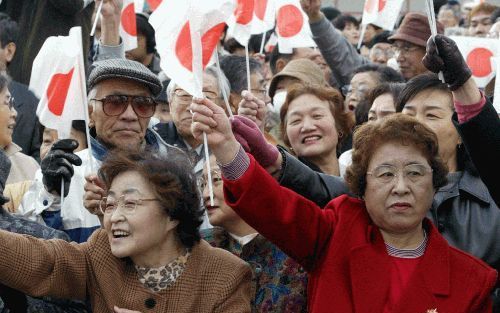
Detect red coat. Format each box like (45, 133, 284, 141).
(223, 156, 498, 313)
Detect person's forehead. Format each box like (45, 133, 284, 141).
(372, 43, 392, 50)
(351, 72, 376, 85)
(293, 47, 315, 58)
(471, 12, 492, 22)
(405, 89, 453, 110)
(202, 73, 218, 91)
(287, 94, 330, 114)
(392, 40, 419, 48)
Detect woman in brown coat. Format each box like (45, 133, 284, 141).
(0, 150, 252, 313)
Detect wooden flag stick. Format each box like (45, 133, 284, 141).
(245, 44, 252, 92)
(90, 0, 103, 37)
(425, 0, 445, 83)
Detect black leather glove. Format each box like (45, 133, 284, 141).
(422, 34, 472, 91)
(41, 139, 82, 197)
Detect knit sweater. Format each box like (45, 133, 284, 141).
(0, 229, 253, 312)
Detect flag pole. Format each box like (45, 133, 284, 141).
(245, 44, 252, 91)
(215, 48, 234, 118)
(61, 180, 64, 208)
(259, 32, 266, 54)
(425, 0, 445, 83)
(90, 1, 103, 37)
(189, 4, 214, 206)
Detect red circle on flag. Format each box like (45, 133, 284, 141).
(46, 68, 75, 116)
(364, 0, 386, 13)
(277, 5, 303, 38)
(235, 0, 254, 25)
(466, 47, 494, 78)
(121, 3, 137, 36)
(255, 0, 268, 21)
(147, 0, 162, 11)
(175, 22, 226, 71)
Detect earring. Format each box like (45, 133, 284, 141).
(338, 132, 343, 138)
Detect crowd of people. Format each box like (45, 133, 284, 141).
(0, 0, 499, 312)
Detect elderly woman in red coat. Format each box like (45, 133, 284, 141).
(190, 96, 497, 313)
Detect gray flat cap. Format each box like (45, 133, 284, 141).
(88, 58, 162, 96)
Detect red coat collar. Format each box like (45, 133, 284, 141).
(348, 218, 450, 313)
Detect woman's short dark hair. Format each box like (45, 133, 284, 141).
(280, 83, 355, 151)
(0, 72, 10, 91)
(367, 82, 406, 110)
(345, 113, 448, 197)
(397, 73, 451, 112)
(136, 13, 156, 54)
(99, 150, 203, 248)
(333, 15, 360, 30)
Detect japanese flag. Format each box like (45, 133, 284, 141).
(120, 0, 138, 51)
(29, 27, 87, 139)
(275, 0, 315, 53)
(150, 0, 235, 96)
(265, 32, 278, 53)
(450, 36, 500, 88)
(361, 0, 404, 31)
(252, 0, 276, 34)
(227, 0, 256, 45)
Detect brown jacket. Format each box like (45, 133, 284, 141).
(0, 229, 253, 312)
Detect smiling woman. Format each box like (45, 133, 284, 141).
(280, 83, 354, 176)
(0, 73, 39, 185)
(0, 149, 252, 312)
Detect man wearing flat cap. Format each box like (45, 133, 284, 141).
(17, 58, 179, 243)
(388, 13, 445, 80)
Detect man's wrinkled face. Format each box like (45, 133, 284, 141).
(393, 40, 427, 80)
(90, 79, 152, 151)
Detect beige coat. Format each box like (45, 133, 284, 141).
(0, 228, 253, 312)
(4, 143, 39, 185)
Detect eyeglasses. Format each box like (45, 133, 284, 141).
(174, 89, 219, 104)
(250, 88, 267, 100)
(391, 44, 422, 57)
(2, 96, 14, 111)
(199, 171, 223, 190)
(341, 84, 369, 98)
(91, 95, 157, 118)
(99, 195, 159, 215)
(366, 164, 433, 184)
(371, 47, 395, 59)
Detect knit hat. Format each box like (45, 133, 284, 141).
(388, 13, 444, 47)
(88, 58, 162, 96)
(0, 149, 11, 205)
(268, 59, 327, 98)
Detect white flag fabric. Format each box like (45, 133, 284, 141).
(252, 0, 276, 34)
(450, 36, 500, 88)
(150, 0, 235, 96)
(275, 0, 315, 53)
(120, 0, 138, 51)
(29, 27, 87, 139)
(227, 0, 255, 45)
(361, 0, 404, 31)
(134, 0, 145, 12)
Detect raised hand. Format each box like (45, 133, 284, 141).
(299, 0, 323, 22)
(83, 174, 106, 216)
(190, 98, 240, 165)
(95, 0, 123, 45)
(237, 90, 267, 132)
(231, 116, 279, 168)
(40, 139, 82, 197)
(422, 34, 472, 91)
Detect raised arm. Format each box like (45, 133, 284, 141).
(423, 34, 500, 206)
(300, 0, 369, 86)
(93, 0, 125, 61)
(0, 230, 89, 300)
(191, 99, 335, 270)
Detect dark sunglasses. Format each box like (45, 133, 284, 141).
(91, 95, 157, 118)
